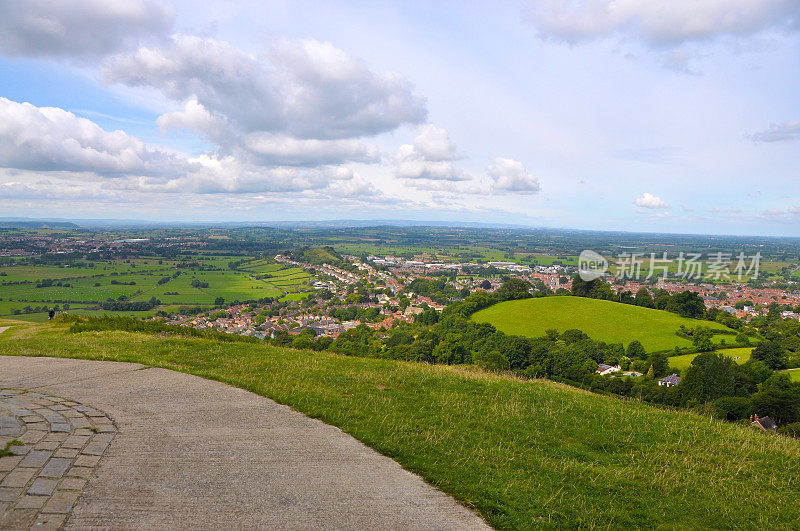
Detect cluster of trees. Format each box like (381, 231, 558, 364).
(328, 305, 382, 323)
(157, 272, 181, 285)
(99, 297, 159, 311)
(12, 304, 68, 315)
(35, 279, 72, 288)
(406, 277, 466, 304)
(288, 246, 344, 266)
(571, 276, 706, 318)
(190, 279, 210, 288)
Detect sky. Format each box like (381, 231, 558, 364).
(0, 0, 798, 236)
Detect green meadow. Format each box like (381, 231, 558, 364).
(0, 318, 798, 529)
(0, 257, 312, 318)
(667, 347, 754, 372)
(472, 297, 730, 352)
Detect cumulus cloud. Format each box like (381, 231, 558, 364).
(525, 0, 800, 46)
(748, 120, 800, 142)
(0, 0, 173, 60)
(104, 35, 427, 141)
(394, 125, 469, 181)
(156, 99, 234, 146)
(0, 97, 188, 177)
(488, 158, 540, 193)
(0, 97, 368, 197)
(634, 192, 670, 209)
(241, 134, 379, 167)
(411, 123, 457, 161)
(0, 178, 107, 200)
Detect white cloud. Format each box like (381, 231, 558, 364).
(0, 97, 188, 177)
(0, 0, 173, 60)
(105, 35, 427, 141)
(634, 192, 670, 209)
(526, 0, 800, 46)
(488, 158, 540, 193)
(0, 97, 368, 197)
(748, 120, 800, 142)
(0, 178, 107, 200)
(241, 133, 379, 167)
(156, 99, 233, 146)
(103, 156, 347, 195)
(412, 124, 457, 161)
(394, 125, 469, 181)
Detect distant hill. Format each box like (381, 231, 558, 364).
(0, 220, 79, 229)
(472, 296, 730, 352)
(289, 246, 344, 265)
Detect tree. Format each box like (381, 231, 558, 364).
(713, 396, 750, 421)
(398, 297, 410, 311)
(681, 352, 737, 404)
(433, 336, 470, 364)
(494, 279, 532, 301)
(501, 336, 532, 370)
(691, 327, 715, 352)
(648, 352, 669, 378)
(474, 350, 510, 372)
(571, 275, 602, 298)
(667, 291, 705, 318)
(751, 340, 787, 370)
(626, 340, 647, 360)
(749, 374, 800, 424)
(635, 287, 654, 308)
(214, 297, 225, 306)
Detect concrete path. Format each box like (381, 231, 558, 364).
(0, 356, 489, 530)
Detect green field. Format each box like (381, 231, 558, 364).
(0, 318, 798, 529)
(472, 297, 730, 352)
(785, 369, 800, 382)
(667, 347, 753, 372)
(0, 257, 312, 318)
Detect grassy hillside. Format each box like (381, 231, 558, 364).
(472, 297, 729, 352)
(668, 347, 753, 372)
(1, 319, 799, 528)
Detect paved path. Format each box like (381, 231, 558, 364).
(0, 356, 488, 530)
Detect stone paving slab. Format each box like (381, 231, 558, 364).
(0, 387, 116, 530)
(0, 356, 489, 530)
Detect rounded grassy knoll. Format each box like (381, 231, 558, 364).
(472, 296, 729, 352)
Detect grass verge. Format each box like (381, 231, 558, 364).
(0, 319, 799, 528)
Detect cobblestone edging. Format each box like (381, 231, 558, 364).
(0, 389, 116, 530)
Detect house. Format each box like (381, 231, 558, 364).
(750, 414, 777, 432)
(595, 364, 621, 376)
(658, 373, 681, 387)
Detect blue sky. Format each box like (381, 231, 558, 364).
(0, 0, 798, 235)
